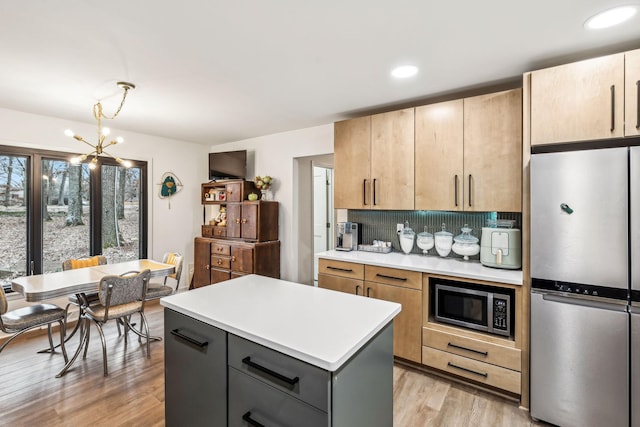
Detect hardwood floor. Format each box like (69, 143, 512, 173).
(0, 303, 544, 426)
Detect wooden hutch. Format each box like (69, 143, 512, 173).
(192, 180, 280, 288)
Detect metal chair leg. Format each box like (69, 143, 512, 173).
(47, 324, 55, 352)
(57, 319, 69, 363)
(56, 317, 89, 378)
(94, 321, 108, 377)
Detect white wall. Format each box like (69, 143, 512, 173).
(210, 124, 334, 282)
(0, 107, 208, 288)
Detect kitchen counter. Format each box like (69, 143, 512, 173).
(316, 250, 523, 285)
(160, 274, 401, 371)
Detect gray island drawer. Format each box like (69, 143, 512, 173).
(228, 367, 328, 427)
(228, 333, 330, 412)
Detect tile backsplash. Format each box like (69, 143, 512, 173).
(346, 210, 521, 260)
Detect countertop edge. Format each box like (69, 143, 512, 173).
(160, 300, 399, 371)
(316, 250, 523, 285)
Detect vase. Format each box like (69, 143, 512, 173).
(260, 189, 269, 200)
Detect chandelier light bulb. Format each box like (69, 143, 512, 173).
(122, 160, 132, 168)
(67, 81, 135, 168)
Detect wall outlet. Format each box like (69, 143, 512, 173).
(396, 223, 404, 233)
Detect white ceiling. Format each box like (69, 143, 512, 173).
(1, 1, 639, 145)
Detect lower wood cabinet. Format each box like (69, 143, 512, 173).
(318, 259, 422, 363)
(193, 237, 280, 288)
(318, 257, 523, 397)
(421, 274, 522, 396)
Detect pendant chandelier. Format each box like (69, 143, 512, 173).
(66, 81, 135, 169)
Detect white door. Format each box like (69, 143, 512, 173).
(313, 166, 333, 282)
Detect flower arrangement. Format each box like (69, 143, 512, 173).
(254, 175, 273, 190)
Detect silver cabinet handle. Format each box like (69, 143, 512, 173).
(468, 175, 473, 207)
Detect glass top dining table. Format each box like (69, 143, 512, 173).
(11, 259, 175, 302)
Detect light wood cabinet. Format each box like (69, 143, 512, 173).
(415, 100, 464, 211)
(334, 116, 371, 209)
(422, 274, 522, 396)
(625, 49, 640, 137)
(463, 89, 522, 212)
(318, 259, 422, 363)
(415, 89, 522, 212)
(334, 109, 414, 210)
(530, 52, 625, 145)
(192, 237, 280, 288)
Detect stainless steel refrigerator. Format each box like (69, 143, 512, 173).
(530, 147, 634, 427)
(631, 147, 640, 427)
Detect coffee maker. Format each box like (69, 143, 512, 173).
(336, 222, 360, 251)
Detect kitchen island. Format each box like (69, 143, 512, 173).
(160, 274, 401, 427)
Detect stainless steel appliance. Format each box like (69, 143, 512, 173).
(336, 222, 360, 251)
(431, 277, 513, 337)
(530, 147, 631, 427)
(631, 147, 640, 427)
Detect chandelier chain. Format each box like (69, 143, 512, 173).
(93, 85, 132, 121)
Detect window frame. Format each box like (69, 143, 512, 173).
(0, 144, 148, 276)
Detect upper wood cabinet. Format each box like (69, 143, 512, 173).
(415, 89, 522, 212)
(530, 53, 625, 145)
(625, 49, 640, 137)
(415, 100, 464, 211)
(334, 116, 371, 209)
(334, 109, 414, 210)
(464, 89, 522, 212)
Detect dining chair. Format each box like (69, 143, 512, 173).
(0, 285, 68, 363)
(145, 252, 184, 300)
(62, 255, 108, 341)
(82, 269, 151, 376)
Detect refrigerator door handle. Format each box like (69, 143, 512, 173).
(540, 292, 627, 312)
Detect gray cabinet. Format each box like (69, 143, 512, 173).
(164, 309, 227, 427)
(165, 308, 395, 427)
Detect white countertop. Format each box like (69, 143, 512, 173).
(160, 275, 401, 371)
(316, 250, 523, 285)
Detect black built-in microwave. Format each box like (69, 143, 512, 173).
(431, 277, 513, 337)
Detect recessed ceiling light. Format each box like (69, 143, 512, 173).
(585, 5, 638, 29)
(391, 65, 418, 79)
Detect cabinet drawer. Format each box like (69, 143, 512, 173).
(211, 242, 231, 256)
(228, 368, 328, 427)
(318, 259, 364, 280)
(228, 334, 329, 411)
(422, 327, 521, 371)
(365, 265, 422, 290)
(422, 346, 521, 394)
(201, 225, 213, 238)
(211, 256, 231, 269)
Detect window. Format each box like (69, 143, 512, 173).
(0, 145, 147, 292)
